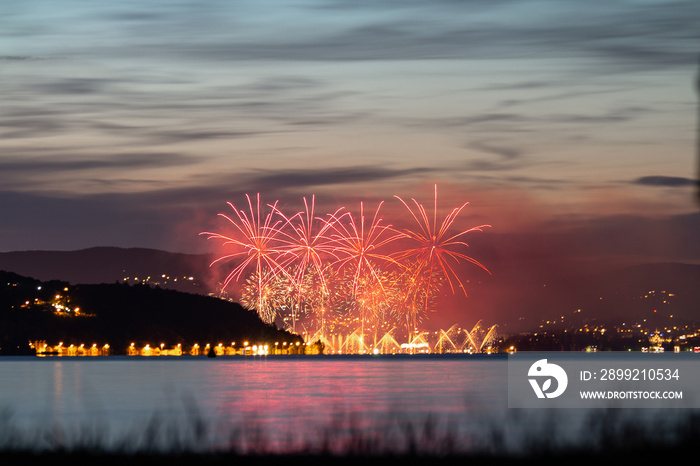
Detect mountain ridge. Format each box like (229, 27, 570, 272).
(1, 247, 699, 332)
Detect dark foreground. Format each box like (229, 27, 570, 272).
(0, 449, 692, 466)
(1, 408, 698, 465)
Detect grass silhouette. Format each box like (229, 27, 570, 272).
(0, 402, 698, 465)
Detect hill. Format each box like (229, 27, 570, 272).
(0, 247, 215, 293)
(0, 271, 302, 355)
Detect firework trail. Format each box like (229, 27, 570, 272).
(272, 195, 343, 330)
(393, 185, 490, 335)
(325, 201, 403, 335)
(327, 201, 402, 293)
(393, 184, 490, 296)
(200, 193, 293, 323)
(273, 195, 343, 288)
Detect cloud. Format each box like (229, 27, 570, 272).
(0, 152, 199, 174)
(58, 164, 444, 214)
(0, 55, 41, 61)
(406, 113, 524, 130)
(496, 87, 629, 110)
(468, 140, 523, 161)
(166, 0, 698, 71)
(0, 165, 437, 252)
(1, 0, 697, 257)
(462, 160, 523, 173)
(480, 81, 554, 91)
(35, 78, 115, 95)
(0, 116, 66, 139)
(467, 174, 570, 191)
(5, 0, 699, 73)
(421, 106, 648, 132)
(632, 176, 698, 187)
(246, 165, 437, 191)
(149, 130, 268, 144)
(547, 107, 648, 125)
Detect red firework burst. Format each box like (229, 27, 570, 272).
(272, 195, 343, 295)
(326, 201, 403, 295)
(199, 193, 293, 322)
(393, 185, 490, 298)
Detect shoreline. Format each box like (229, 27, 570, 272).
(0, 352, 509, 360)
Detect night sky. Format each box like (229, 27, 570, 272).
(2, 0, 699, 310)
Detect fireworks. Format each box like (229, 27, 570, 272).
(273, 195, 341, 292)
(271, 196, 342, 331)
(393, 184, 491, 297)
(393, 185, 491, 334)
(199, 193, 293, 324)
(202, 186, 490, 339)
(324, 201, 403, 334)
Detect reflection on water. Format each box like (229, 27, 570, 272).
(0, 355, 693, 455)
(0, 355, 506, 451)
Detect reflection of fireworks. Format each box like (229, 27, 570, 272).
(202, 187, 490, 339)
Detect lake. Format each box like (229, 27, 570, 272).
(0, 354, 689, 455)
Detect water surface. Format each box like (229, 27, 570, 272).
(0, 354, 683, 454)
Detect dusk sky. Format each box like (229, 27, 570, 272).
(2, 0, 699, 278)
